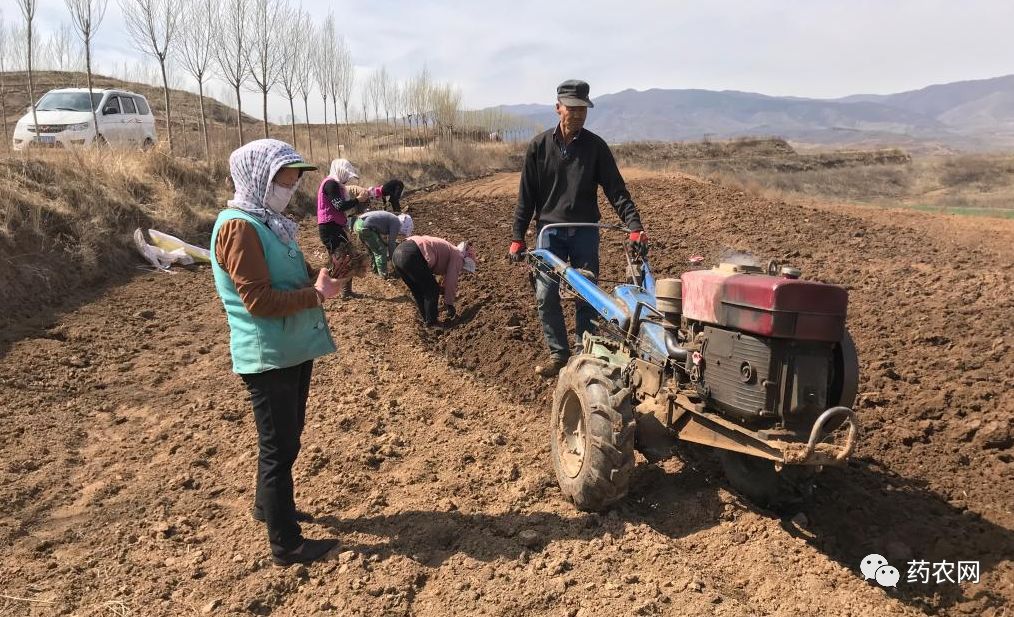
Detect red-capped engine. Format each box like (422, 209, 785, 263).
(680, 264, 848, 341)
(662, 263, 856, 428)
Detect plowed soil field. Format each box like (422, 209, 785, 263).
(1, 171, 1011, 616)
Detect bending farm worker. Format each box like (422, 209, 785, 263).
(317, 158, 370, 299)
(392, 235, 476, 327)
(353, 211, 413, 277)
(367, 179, 405, 212)
(211, 139, 347, 567)
(509, 79, 645, 377)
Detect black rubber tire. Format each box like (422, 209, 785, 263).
(550, 355, 635, 511)
(717, 451, 816, 513)
(141, 138, 155, 151)
(831, 329, 860, 409)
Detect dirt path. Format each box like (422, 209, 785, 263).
(1, 171, 1010, 616)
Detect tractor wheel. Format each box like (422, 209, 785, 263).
(717, 451, 816, 513)
(831, 329, 860, 409)
(550, 355, 635, 511)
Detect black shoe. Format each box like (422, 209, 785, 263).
(272, 539, 339, 567)
(252, 508, 315, 524)
(535, 355, 569, 378)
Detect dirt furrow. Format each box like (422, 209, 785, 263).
(1, 171, 1010, 616)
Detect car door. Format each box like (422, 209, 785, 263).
(133, 96, 156, 145)
(98, 96, 122, 145)
(118, 96, 140, 146)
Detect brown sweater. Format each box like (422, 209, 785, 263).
(214, 219, 320, 318)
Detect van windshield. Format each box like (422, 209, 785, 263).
(36, 92, 104, 112)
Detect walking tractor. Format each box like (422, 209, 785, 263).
(527, 224, 860, 511)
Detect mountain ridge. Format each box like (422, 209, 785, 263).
(495, 74, 1014, 149)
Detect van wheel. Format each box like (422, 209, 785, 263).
(142, 138, 155, 151)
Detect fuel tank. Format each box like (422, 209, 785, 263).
(681, 263, 847, 341)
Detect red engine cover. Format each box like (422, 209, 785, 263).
(681, 267, 848, 341)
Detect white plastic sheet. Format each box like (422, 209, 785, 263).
(133, 228, 209, 270)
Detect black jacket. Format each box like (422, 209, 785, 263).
(321, 178, 363, 217)
(513, 126, 642, 241)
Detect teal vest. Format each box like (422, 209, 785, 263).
(211, 209, 336, 374)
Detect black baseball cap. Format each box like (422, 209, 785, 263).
(557, 80, 594, 108)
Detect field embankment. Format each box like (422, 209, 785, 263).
(0, 144, 518, 336)
(614, 138, 1014, 219)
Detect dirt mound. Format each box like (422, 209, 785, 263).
(408, 171, 1014, 612)
(0, 170, 1010, 616)
(0, 150, 231, 340)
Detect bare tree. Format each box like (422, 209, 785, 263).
(396, 79, 409, 128)
(277, 6, 304, 147)
(431, 82, 461, 140)
(49, 22, 75, 71)
(65, 0, 108, 146)
(215, 0, 248, 146)
(310, 21, 331, 160)
(7, 23, 27, 71)
(331, 30, 353, 146)
(379, 66, 395, 125)
(359, 73, 369, 127)
(15, 0, 40, 142)
(293, 10, 314, 159)
(246, 0, 287, 139)
(120, 0, 184, 152)
(368, 68, 383, 128)
(406, 65, 431, 141)
(177, 0, 215, 159)
(0, 19, 10, 151)
(319, 16, 351, 149)
(35, 32, 52, 70)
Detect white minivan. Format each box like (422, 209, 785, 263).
(12, 88, 157, 151)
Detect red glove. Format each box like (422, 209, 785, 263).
(629, 230, 646, 243)
(508, 240, 526, 263)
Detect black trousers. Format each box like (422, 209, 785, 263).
(392, 240, 439, 325)
(318, 223, 352, 295)
(240, 360, 313, 556)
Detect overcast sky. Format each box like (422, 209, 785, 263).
(22, 0, 1014, 121)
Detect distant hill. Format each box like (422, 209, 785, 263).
(497, 75, 1014, 150)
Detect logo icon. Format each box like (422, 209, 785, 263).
(861, 554, 900, 588)
(875, 565, 900, 588)
(860, 554, 889, 581)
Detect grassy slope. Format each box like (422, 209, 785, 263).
(0, 149, 230, 331)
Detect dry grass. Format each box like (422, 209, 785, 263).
(0, 140, 520, 327)
(0, 148, 229, 327)
(616, 138, 1014, 219)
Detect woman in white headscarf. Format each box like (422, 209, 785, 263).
(211, 139, 346, 566)
(316, 158, 369, 299)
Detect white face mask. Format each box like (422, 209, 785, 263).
(265, 180, 299, 213)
